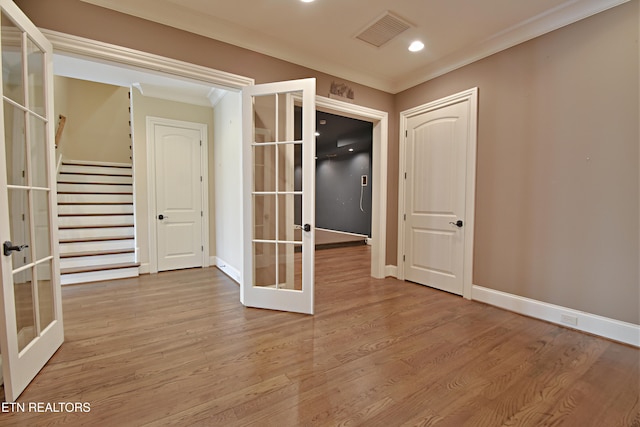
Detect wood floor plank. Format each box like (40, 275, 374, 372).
(1, 245, 638, 426)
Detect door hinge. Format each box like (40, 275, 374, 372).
(403, 213, 406, 221)
(200, 176, 203, 182)
(404, 172, 407, 179)
(201, 246, 204, 251)
(405, 130, 408, 138)
(403, 255, 405, 262)
(200, 140, 202, 146)
(201, 211, 203, 217)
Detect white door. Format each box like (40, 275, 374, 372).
(403, 96, 474, 296)
(152, 120, 205, 272)
(242, 78, 315, 314)
(0, 0, 64, 401)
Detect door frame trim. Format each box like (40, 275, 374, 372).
(314, 96, 388, 279)
(397, 87, 478, 299)
(146, 117, 209, 274)
(43, 30, 254, 90)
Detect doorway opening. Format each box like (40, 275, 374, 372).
(314, 98, 388, 279)
(46, 30, 388, 285)
(295, 109, 373, 248)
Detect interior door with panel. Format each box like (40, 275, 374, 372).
(404, 99, 470, 295)
(152, 119, 205, 272)
(0, 0, 63, 402)
(242, 78, 315, 314)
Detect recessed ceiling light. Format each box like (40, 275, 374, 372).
(348, 148, 354, 152)
(408, 41, 425, 52)
(315, 131, 320, 136)
(300, 0, 315, 3)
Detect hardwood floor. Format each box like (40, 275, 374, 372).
(2, 246, 639, 426)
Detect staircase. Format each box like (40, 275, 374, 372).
(57, 159, 139, 285)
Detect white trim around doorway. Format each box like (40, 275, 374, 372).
(43, 30, 254, 90)
(315, 96, 388, 279)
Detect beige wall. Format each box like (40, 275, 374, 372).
(396, 1, 639, 324)
(53, 76, 131, 163)
(20, 0, 639, 324)
(213, 92, 243, 277)
(130, 90, 215, 271)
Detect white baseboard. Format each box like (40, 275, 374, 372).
(214, 256, 241, 284)
(385, 265, 398, 278)
(472, 285, 640, 347)
(139, 263, 150, 275)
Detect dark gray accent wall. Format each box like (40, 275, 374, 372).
(295, 150, 372, 237)
(315, 152, 372, 236)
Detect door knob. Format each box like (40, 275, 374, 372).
(3, 241, 29, 256)
(295, 224, 312, 232)
(449, 220, 463, 228)
(158, 214, 169, 220)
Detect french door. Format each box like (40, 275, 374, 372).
(0, 0, 63, 401)
(242, 78, 315, 314)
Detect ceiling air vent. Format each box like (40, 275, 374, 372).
(355, 11, 412, 48)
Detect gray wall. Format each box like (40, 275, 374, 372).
(316, 152, 372, 236)
(295, 150, 373, 237)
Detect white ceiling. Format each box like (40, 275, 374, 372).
(78, 0, 627, 94)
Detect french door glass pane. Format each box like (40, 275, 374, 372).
(32, 189, 51, 260)
(37, 260, 54, 331)
(29, 114, 47, 188)
(3, 101, 26, 186)
(277, 142, 299, 191)
(8, 187, 32, 268)
(253, 145, 276, 192)
(254, 194, 275, 241)
(278, 193, 301, 242)
(254, 242, 276, 287)
(26, 36, 45, 116)
(277, 243, 302, 291)
(14, 269, 35, 352)
(1, 12, 24, 106)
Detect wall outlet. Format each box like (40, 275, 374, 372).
(560, 314, 578, 326)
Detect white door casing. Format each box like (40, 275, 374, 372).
(242, 78, 315, 314)
(314, 96, 388, 279)
(147, 117, 209, 273)
(398, 88, 478, 299)
(0, 0, 64, 401)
